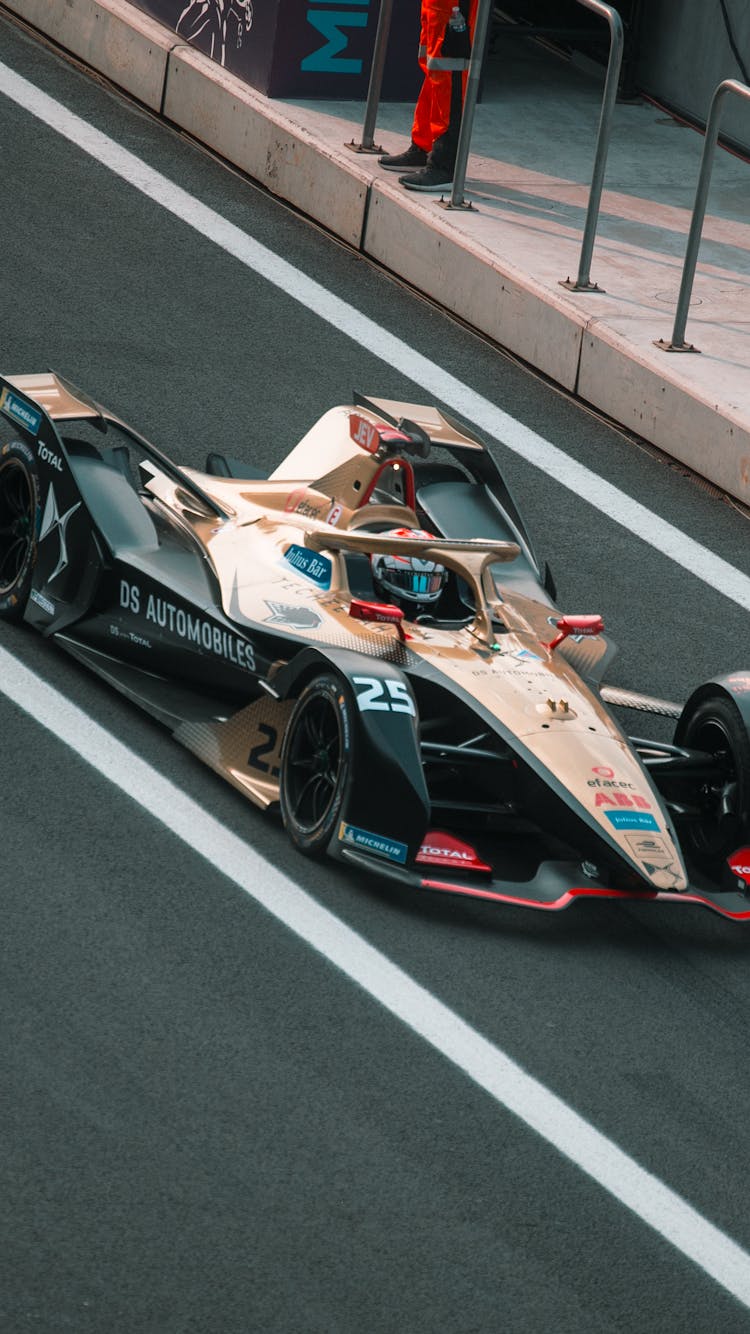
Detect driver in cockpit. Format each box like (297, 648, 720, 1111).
(370, 528, 448, 620)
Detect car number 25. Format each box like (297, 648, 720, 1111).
(352, 675, 415, 716)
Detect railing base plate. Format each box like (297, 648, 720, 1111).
(559, 278, 605, 293)
(439, 199, 476, 212)
(653, 339, 701, 354)
(345, 140, 383, 155)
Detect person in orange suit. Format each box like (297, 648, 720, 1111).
(379, 0, 478, 192)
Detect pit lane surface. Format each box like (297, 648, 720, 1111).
(2, 16, 750, 1333)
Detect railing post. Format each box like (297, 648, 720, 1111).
(559, 0, 623, 293)
(346, 0, 394, 154)
(444, 0, 495, 210)
(656, 79, 750, 353)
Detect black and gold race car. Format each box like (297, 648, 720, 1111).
(3, 370, 750, 920)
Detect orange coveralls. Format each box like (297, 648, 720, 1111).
(411, 0, 479, 166)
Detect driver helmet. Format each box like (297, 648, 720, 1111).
(371, 528, 447, 610)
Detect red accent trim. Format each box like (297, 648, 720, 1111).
(359, 459, 416, 510)
(419, 878, 750, 920)
(649, 892, 750, 920)
(420, 878, 645, 910)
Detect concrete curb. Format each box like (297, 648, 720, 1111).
(5, 0, 173, 111)
(164, 48, 369, 250)
(579, 324, 750, 498)
(364, 185, 585, 391)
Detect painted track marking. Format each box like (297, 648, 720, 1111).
(2, 641, 750, 1307)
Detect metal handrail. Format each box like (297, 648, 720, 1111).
(346, 0, 394, 154)
(447, 0, 494, 209)
(560, 0, 623, 292)
(656, 78, 750, 353)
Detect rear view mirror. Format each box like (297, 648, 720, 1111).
(349, 598, 406, 640)
(546, 614, 604, 652)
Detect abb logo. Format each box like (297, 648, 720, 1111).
(594, 792, 651, 810)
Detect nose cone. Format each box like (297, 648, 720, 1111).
(527, 729, 689, 892)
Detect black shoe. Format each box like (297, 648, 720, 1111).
(399, 162, 454, 193)
(378, 142, 428, 172)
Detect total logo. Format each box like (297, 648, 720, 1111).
(422, 845, 474, 861)
(728, 848, 750, 882)
(38, 442, 63, 472)
(416, 832, 491, 874)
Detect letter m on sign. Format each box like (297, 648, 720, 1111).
(302, 10, 367, 74)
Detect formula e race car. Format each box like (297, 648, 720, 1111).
(3, 371, 750, 921)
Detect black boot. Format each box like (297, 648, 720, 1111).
(399, 154, 454, 192)
(378, 141, 428, 172)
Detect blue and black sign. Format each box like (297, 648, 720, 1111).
(282, 544, 332, 589)
(0, 386, 42, 436)
(128, 0, 420, 99)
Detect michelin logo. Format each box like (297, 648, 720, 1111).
(29, 588, 55, 616)
(339, 822, 408, 864)
(0, 387, 42, 436)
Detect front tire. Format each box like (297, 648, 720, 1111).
(677, 693, 750, 867)
(0, 442, 39, 622)
(279, 673, 352, 856)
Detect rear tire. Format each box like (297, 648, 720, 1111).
(0, 442, 39, 622)
(279, 673, 352, 856)
(677, 693, 750, 867)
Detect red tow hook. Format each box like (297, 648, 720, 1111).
(545, 614, 604, 653)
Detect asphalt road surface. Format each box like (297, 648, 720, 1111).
(3, 14, 750, 1334)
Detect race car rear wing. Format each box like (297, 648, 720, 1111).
(0, 371, 230, 522)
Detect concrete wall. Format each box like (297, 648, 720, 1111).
(636, 0, 750, 154)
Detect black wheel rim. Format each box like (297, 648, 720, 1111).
(688, 716, 741, 857)
(0, 460, 34, 595)
(285, 692, 343, 835)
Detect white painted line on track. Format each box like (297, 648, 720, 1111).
(2, 62, 750, 610)
(1, 640, 750, 1306)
